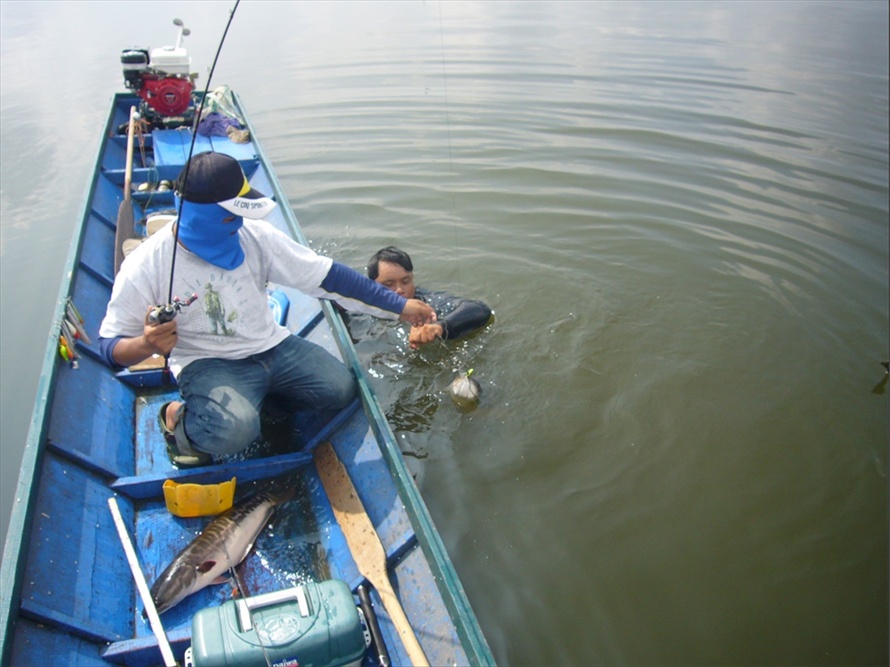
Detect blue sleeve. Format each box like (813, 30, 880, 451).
(98, 336, 126, 370)
(319, 261, 407, 317)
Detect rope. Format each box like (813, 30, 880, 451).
(223, 542, 273, 667)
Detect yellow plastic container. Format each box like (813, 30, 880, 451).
(163, 477, 236, 517)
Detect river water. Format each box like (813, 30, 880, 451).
(1, 2, 887, 664)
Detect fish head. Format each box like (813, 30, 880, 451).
(449, 373, 482, 411)
(264, 475, 299, 505)
(150, 556, 219, 614)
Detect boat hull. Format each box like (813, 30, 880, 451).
(0, 92, 493, 667)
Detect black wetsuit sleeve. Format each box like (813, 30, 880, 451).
(416, 288, 492, 340)
(440, 298, 492, 339)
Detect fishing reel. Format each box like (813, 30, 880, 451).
(149, 293, 198, 326)
(121, 18, 198, 125)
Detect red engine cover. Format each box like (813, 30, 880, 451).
(137, 75, 193, 116)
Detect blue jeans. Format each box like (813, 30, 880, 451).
(174, 335, 357, 456)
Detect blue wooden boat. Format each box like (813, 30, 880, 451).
(0, 37, 493, 666)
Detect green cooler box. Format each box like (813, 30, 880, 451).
(186, 580, 369, 667)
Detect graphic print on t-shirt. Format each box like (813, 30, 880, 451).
(202, 281, 234, 336)
(179, 270, 255, 340)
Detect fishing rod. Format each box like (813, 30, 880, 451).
(164, 0, 241, 308)
(147, 0, 240, 381)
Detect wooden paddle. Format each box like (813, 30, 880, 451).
(314, 442, 429, 667)
(114, 106, 137, 275)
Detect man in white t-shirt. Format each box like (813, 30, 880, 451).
(99, 151, 435, 467)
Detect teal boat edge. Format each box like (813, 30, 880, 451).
(0, 90, 495, 667)
(0, 94, 117, 666)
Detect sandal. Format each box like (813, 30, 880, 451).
(158, 402, 212, 468)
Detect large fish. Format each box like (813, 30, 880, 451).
(149, 478, 296, 614)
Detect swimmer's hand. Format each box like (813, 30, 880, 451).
(408, 323, 444, 349)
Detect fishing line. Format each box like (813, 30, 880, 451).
(435, 4, 483, 402)
(437, 1, 462, 286)
(166, 0, 241, 304)
(223, 541, 274, 667)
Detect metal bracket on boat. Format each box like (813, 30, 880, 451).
(163, 476, 236, 517)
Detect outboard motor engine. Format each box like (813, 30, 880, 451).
(121, 19, 197, 126)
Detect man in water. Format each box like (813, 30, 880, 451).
(367, 246, 492, 349)
(98, 152, 436, 467)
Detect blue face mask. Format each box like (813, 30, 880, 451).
(176, 198, 245, 270)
